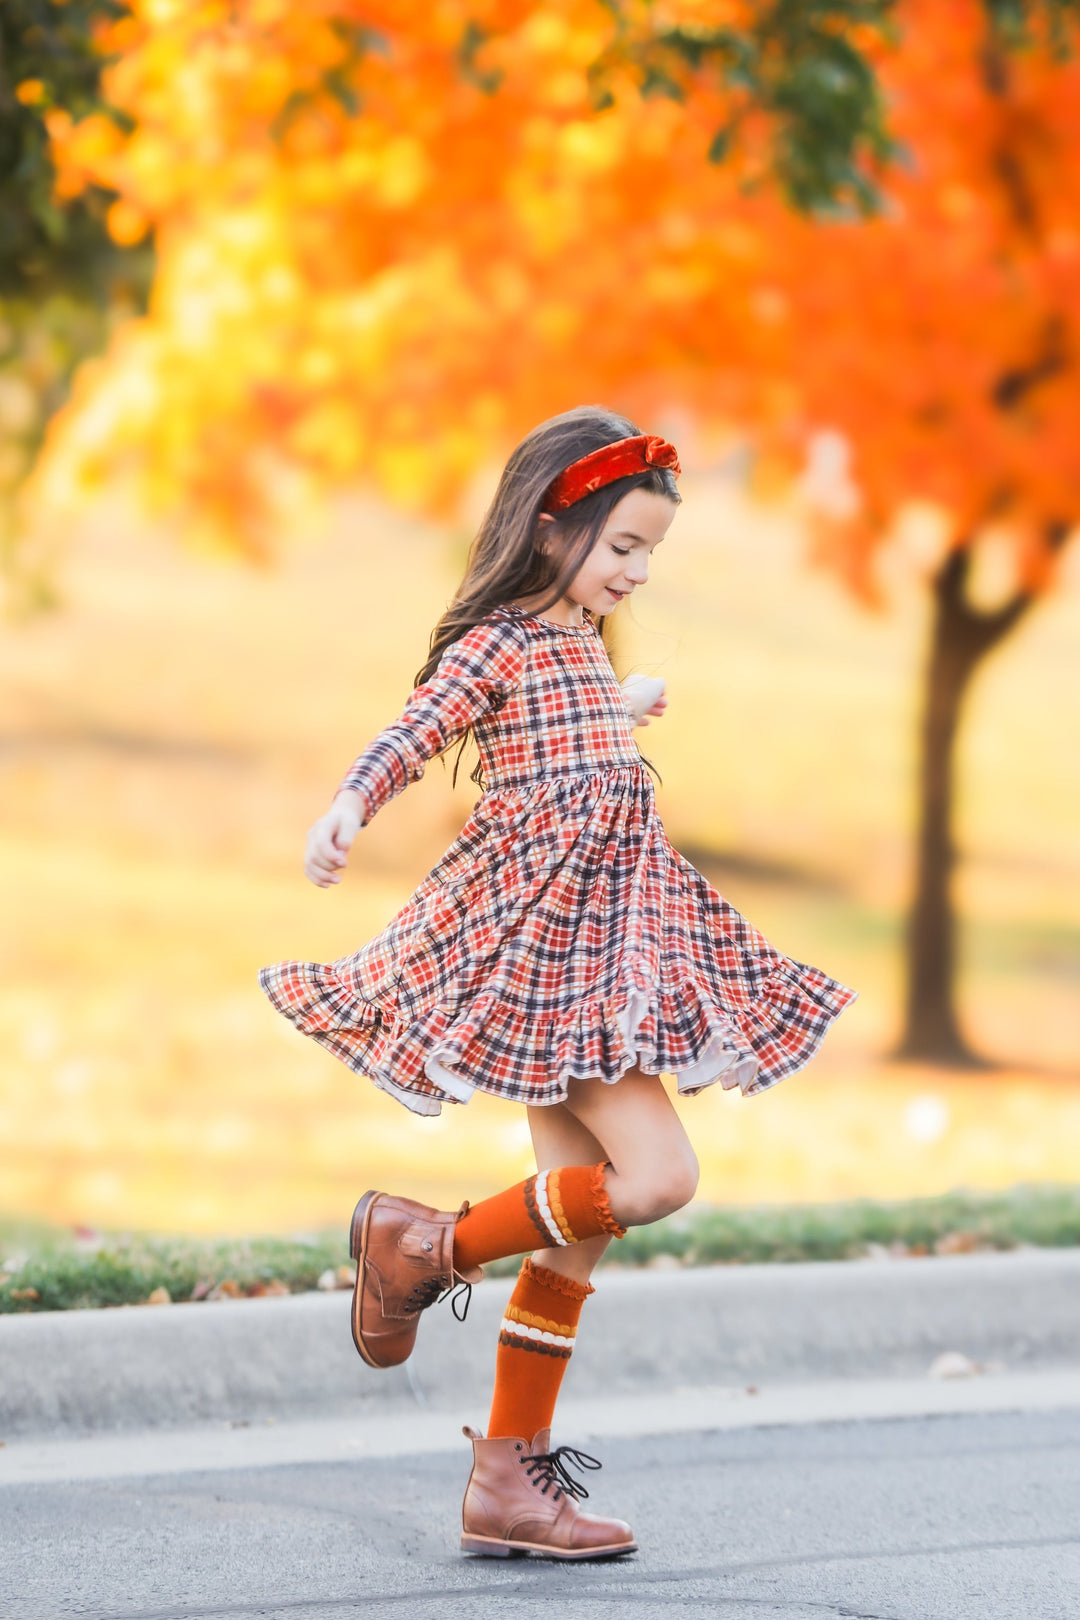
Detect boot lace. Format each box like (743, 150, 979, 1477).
(522, 1445, 602, 1502)
(402, 1273, 472, 1322)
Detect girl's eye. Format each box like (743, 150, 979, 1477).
(611, 546, 630, 557)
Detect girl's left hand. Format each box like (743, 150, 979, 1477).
(621, 674, 668, 727)
(637, 691, 668, 727)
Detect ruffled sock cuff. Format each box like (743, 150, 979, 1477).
(521, 1255, 595, 1301)
(590, 1161, 628, 1239)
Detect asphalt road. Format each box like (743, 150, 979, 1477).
(4, 1409, 1079, 1620)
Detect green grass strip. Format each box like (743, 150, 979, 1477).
(0, 1235, 346, 1315)
(2, 1182, 1079, 1312)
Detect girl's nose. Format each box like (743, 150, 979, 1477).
(625, 560, 649, 585)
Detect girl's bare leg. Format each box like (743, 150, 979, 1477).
(526, 1065, 699, 1286)
(526, 1099, 613, 1286)
(562, 1067, 699, 1228)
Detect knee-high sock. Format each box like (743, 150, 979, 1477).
(453, 1163, 625, 1275)
(487, 1258, 593, 1440)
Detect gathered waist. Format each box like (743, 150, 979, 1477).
(481, 761, 650, 795)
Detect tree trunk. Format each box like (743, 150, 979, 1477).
(896, 547, 1034, 1065)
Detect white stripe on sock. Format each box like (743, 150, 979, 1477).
(500, 1317, 575, 1349)
(532, 1169, 569, 1246)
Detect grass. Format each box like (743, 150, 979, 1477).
(601, 1182, 1080, 1269)
(3, 1183, 1078, 1313)
(0, 1230, 348, 1314)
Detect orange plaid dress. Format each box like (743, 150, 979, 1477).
(259, 604, 856, 1115)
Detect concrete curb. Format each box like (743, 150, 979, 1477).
(9, 1369, 1080, 1487)
(2, 1248, 1078, 1439)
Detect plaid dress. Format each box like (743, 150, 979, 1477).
(259, 603, 856, 1116)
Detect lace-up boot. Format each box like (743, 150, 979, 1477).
(349, 1191, 482, 1369)
(460, 1425, 637, 1559)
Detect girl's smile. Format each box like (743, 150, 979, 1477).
(520, 488, 677, 627)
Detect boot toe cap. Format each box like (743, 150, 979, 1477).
(569, 1514, 636, 1552)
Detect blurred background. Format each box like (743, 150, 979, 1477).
(2, 1, 1077, 1237)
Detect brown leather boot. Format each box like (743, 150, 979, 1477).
(460, 1425, 637, 1559)
(348, 1190, 482, 1369)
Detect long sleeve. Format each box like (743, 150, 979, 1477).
(336, 615, 526, 826)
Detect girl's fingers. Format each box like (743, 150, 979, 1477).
(305, 860, 343, 886)
(307, 855, 341, 881)
(304, 806, 360, 885)
(305, 838, 347, 881)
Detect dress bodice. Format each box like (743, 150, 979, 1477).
(337, 603, 645, 824)
(473, 606, 644, 790)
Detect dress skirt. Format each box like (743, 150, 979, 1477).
(259, 605, 856, 1116)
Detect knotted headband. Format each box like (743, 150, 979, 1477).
(543, 434, 681, 514)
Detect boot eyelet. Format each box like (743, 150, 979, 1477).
(514, 1443, 523, 1451)
(421, 1240, 433, 1252)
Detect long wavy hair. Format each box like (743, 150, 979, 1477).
(416, 405, 680, 785)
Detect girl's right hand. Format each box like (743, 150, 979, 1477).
(304, 792, 363, 887)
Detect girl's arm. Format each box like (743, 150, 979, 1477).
(304, 617, 525, 888)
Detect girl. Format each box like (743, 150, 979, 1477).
(259, 406, 856, 1561)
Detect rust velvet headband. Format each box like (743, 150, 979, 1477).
(543, 434, 681, 514)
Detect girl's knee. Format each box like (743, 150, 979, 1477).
(612, 1146, 699, 1226)
(652, 1150, 699, 1219)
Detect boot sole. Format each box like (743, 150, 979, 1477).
(348, 1190, 386, 1369)
(460, 1534, 637, 1560)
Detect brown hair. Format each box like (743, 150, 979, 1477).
(415, 405, 680, 689)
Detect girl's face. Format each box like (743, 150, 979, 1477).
(543, 488, 678, 622)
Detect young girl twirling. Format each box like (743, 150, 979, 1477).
(260, 406, 855, 1560)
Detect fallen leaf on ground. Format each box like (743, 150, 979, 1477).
(934, 1230, 980, 1255)
(207, 1279, 242, 1301)
(146, 1286, 172, 1305)
(10, 1288, 39, 1301)
(335, 1263, 355, 1289)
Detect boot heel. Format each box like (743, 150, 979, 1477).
(349, 1192, 377, 1260)
(461, 1535, 515, 1558)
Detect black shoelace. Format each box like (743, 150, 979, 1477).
(403, 1273, 473, 1322)
(523, 1445, 603, 1502)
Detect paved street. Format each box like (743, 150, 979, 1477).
(4, 1408, 1079, 1620)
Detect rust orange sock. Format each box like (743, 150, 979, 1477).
(453, 1163, 625, 1275)
(487, 1259, 593, 1440)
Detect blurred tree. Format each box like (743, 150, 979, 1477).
(767, 7, 1079, 1063)
(0, 0, 149, 606)
(22, 0, 1080, 1061)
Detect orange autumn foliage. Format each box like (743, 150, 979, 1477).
(34, 0, 1080, 589)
